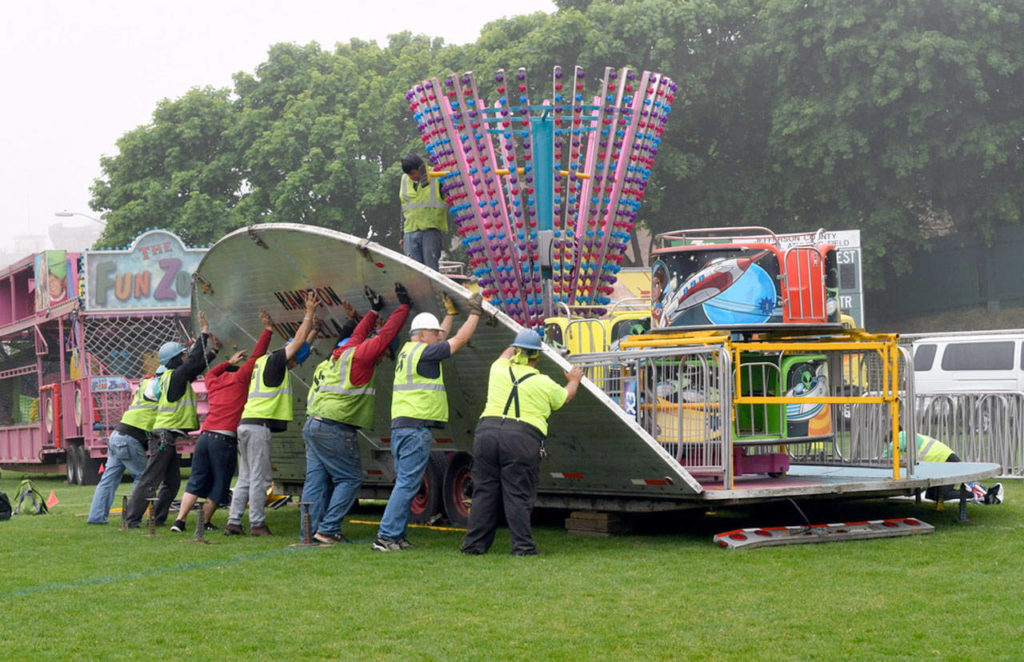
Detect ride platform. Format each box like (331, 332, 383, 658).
(194, 225, 1002, 519)
(695, 462, 1000, 504)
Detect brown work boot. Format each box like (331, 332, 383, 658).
(249, 523, 273, 537)
(224, 523, 244, 536)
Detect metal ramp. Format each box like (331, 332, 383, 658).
(713, 517, 934, 549)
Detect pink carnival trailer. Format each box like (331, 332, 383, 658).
(0, 230, 207, 484)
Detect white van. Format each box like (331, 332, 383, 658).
(912, 333, 1024, 393)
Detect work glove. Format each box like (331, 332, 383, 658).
(441, 292, 459, 316)
(467, 292, 484, 316)
(394, 282, 412, 307)
(365, 285, 385, 312)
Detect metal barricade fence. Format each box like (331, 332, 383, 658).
(899, 331, 1023, 475)
(915, 391, 1024, 476)
(82, 315, 190, 380)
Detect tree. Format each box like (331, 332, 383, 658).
(754, 0, 1024, 286)
(91, 36, 474, 251)
(89, 0, 1024, 293)
(90, 86, 240, 248)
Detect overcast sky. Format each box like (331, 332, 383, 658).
(0, 0, 555, 247)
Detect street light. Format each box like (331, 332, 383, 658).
(54, 210, 106, 225)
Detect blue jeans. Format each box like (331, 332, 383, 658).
(377, 426, 433, 540)
(87, 431, 148, 524)
(300, 417, 362, 536)
(403, 228, 443, 271)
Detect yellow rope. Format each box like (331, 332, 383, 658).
(348, 518, 466, 533)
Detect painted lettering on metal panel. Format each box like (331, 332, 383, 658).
(83, 230, 207, 311)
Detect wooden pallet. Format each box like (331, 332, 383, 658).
(565, 511, 631, 537)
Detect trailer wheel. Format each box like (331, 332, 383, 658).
(67, 444, 83, 485)
(443, 453, 473, 528)
(65, 447, 76, 484)
(80, 447, 102, 486)
(408, 454, 445, 524)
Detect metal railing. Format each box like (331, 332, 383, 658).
(914, 391, 1024, 475)
(570, 345, 733, 483)
(899, 330, 1024, 475)
(569, 339, 913, 485)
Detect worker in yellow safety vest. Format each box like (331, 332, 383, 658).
(894, 428, 965, 502)
(86, 367, 163, 524)
(225, 291, 319, 536)
(300, 283, 412, 544)
(460, 329, 584, 556)
(892, 428, 1004, 504)
(372, 290, 483, 551)
(124, 313, 218, 528)
(398, 153, 449, 271)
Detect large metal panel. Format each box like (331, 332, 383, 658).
(193, 224, 702, 498)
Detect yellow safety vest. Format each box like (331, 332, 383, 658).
(120, 377, 158, 432)
(307, 360, 330, 410)
(153, 369, 199, 431)
(391, 342, 447, 423)
(399, 174, 448, 233)
(241, 355, 294, 422)
(480, 361, 558, 435)
(898, 431, 956, 462)
(307, 348, 377, 429)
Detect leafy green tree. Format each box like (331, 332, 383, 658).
(753, 0, 1024, 285)
(89, 0, 1024, 293)
(90, 87, 240, 248)
(92, 37, 474, 251)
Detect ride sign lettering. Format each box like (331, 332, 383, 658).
(84, 230, 207, 311)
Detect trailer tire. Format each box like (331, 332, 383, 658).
(408, 454, 445, 524)
(80, 447, 102, 486)
(68, 444, 83, 485)
(443, 453, 473, 528)
(65, 447, 76, 484)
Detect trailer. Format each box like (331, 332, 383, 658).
(0, 230, 205, 484)
(193, 224, 1001, 527)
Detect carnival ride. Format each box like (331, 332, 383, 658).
(193, 65, 1000, 530)
(195, 224, 1000, 528)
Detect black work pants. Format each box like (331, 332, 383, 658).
(461, 418, 543, 555)
(124, 429, 182, 526)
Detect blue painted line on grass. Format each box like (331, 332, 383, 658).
(3, 547, 307, 598)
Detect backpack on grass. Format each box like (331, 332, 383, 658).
(13, 478, 48, 515)
(0, 491, 11, 521)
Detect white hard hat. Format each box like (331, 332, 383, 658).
(410, 312, 443, 333)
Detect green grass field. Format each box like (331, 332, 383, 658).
(1, 473, 1020, 661)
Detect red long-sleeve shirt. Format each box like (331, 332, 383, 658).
(201, 328, 273, 433)
(334, 304, 411, 386)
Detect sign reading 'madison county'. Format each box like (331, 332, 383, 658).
(83, 230, 207, 312)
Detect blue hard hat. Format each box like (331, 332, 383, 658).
(336, 337, 352, 349)
(511, 329, 543, 352)
(158, 341, 186, 365)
